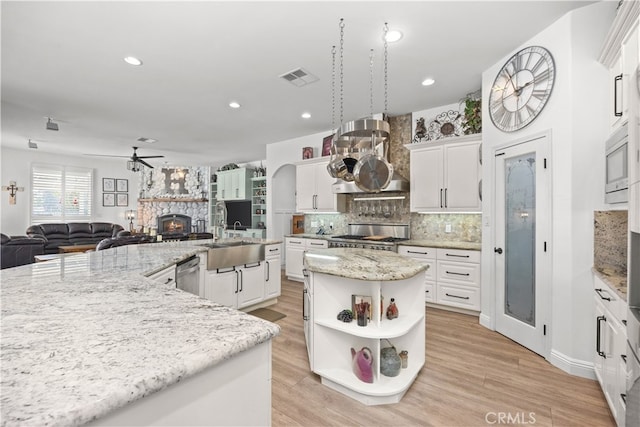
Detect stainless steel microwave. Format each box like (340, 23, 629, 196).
(605, 123, 629, 204)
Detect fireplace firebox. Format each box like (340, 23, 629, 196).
(157, 214, 192, 235)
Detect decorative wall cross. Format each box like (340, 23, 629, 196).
(2, 181, 24, 205)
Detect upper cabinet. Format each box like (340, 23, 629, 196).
(406, 136, 482, 213)
(217, 168, 252, 201)
(296, 158, 346, 213)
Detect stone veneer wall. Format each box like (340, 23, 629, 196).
(303, 113, 482, 243)
(593, 210, 628, 275)
(136, 166, 210, 232)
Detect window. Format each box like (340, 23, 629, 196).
(31, 164, 93, 223)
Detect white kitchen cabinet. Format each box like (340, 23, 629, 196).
(593, 275, 627, 426)
(264, 244, 282, 299)
(398, 245, 481, 313)
(406, 136, 482, 212)
(609, 54, 625, 132)
(296, 159, 346, 213)
(217, 168, 251, 201)
(631, 181, 640, 234)
(204, 262, 265, 309)
(307, 270, 425, 405)
(285, 237, 328, 281)
(397, 246, 436, 302)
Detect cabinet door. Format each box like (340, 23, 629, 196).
(594, 299, 607, 383)
(444, 142, 481, 210)
(237, 262, 265, 308)
(314, 161, 338, 211)
(610, 54, 625, 131)
(296, 163, 317, 211)
(205, 268, 238, 308)
(285, 238, 305, 280)
(148, 265, 176, 286)
(265, 256, 282, 298)
(217, 171, 231, 200)
(410, 147, 443, 212)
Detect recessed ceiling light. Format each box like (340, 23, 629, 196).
(229, 101, 241, 109)
(421, 78, 436, 86)
(301, 112, 311, 119)
(124, 56, 143, 66)
(384, 30, 403, 43)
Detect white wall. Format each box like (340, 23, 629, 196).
(480, 1, 616, 376)
(1, 147, 141, 235)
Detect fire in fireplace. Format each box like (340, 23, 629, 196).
(157, 214, 192, 235)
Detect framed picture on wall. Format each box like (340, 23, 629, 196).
(103, 193, 115, 207)
(116, 179, 128, 192)
(116, 193, 128, 207)
(322, 134, 334, 156)
(102, 178, 115, 192)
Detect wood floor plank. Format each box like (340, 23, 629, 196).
(270, 274, 615, 426)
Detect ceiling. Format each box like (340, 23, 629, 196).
(1, 1, 598, 169)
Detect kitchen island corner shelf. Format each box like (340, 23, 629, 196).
(303, 248, 426, 406)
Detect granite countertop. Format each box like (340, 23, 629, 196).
(304, 248, 426, 281)
(592, 266, 627, 301)
(400, 240, 482, 251)
(285, 234, 481, 251)
(0, 240, 280, 427)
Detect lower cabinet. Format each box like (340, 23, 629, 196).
(285, 237, 328, 281)
(264, 244, 281, 299)
(593, 275, 627, 426)
(147, 265, 176, 286)
(204, 262, 265, 309)
(398, 246, 480, 312)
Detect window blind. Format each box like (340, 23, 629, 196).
(32, 164, 93, 223)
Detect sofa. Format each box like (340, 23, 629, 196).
(26, 222, 125, 254)
(1, 234, 45, 269)
(96, 232, 154, 250)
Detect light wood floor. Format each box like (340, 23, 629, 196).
(270, 275, 615, 427)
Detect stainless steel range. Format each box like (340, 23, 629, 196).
(329, 223, 409, 251)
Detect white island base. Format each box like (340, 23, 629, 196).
(304, 249, 426, 406)
(87, 341, 272, 426)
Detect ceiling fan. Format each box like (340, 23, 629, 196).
(86, 146, 164, 170)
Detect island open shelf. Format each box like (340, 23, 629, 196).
(303, 248, 426, 406)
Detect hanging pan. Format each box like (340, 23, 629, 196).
(348, 119, 393, 192)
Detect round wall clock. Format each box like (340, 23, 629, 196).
(489, 45, 555, 132)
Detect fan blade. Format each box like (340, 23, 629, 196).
(137, 159, 154, 169)
(137, 155, 165, 159)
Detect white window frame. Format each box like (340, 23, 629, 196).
(31, 164, 94, 224)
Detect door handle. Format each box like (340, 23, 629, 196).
(265, 261, 270, 282)
(614, 73, 623, 117)
(596, 315, 607, 358)
(440, 189, 443, 208)
(494, 247, 503, 254)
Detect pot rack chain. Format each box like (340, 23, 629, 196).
(369, 49, 374, 118)
(331, 45, 336, 133)
(384, 22, 389, 115)
(339, 18, 345, 126)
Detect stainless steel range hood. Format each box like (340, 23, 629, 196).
(331, 171, 409, 193)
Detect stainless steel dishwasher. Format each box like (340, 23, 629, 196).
(175, 255, 200, 296)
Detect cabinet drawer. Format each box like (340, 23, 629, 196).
(437, 283, 480, 310)
(265, 244, 281, 257)
(306, 239, 328, 249)
(286, 238, 304, 246)
(425, 281, 435, 302)
(398, 246, 437, 259)
(437, 248, 480, 263)
(437, 260, 480, 285)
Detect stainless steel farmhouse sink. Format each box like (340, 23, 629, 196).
(199, 241, 265, 270)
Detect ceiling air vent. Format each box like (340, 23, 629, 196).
(279, 67, 319, 87)
(136, 137, 157, 144)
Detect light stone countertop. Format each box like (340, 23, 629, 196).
(285, 234, 481, 251)
(304, 248, 426, 281)
(0, 239, 280, 427)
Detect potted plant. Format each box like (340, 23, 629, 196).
(460, 90, 482, 135)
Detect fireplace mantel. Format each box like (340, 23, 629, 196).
(138, 198, 208, 202)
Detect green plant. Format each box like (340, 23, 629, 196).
(461, 92, 482, 135)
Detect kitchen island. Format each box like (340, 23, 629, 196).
(303, 248, 426, 405)
(0, 241, 280, 426)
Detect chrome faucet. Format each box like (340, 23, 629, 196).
(213, 201, 227, 241)
(233, 221, 242, 232)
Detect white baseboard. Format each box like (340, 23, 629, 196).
(479, 312, 492, 330)
(548, 349, 595, 380)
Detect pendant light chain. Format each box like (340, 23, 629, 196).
(369, 49, 374, 118)
(339, 18, 345, 126)
(383, 22, 389, 116)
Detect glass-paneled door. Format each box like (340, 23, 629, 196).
(494, 134, 550, 357)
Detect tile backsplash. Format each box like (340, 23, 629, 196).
(594, 210, 628, 275)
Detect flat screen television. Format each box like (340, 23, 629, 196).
(225, 200, 251, 230)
